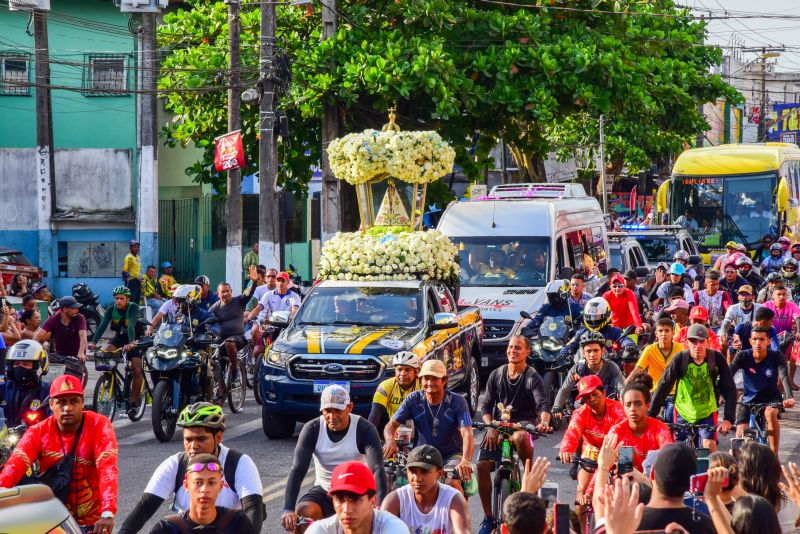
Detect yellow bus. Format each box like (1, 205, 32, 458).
(656, 143, 800, 262)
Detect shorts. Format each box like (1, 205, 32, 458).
(673, 410, 718, 445)
(735, 398, 782, 425)
(443, 454, 462, 476)
(297, 485, 335, 518)
(477, 421, 535, 464)
(223, 335, 246, 348)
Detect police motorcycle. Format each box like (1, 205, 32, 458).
(146, 285, 219, 442)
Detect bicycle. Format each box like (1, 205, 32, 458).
(384, 426, 414, 491)
(667, 422, 718, 450)
(473, 420, 546, 527)
(92, 343, 153, 422)
(48, 352, 88, 388)
(741, 402, 785, 444)
(210, 343, 247, 413)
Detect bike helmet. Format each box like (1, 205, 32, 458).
(545, 279, 570, 308)
(112, 285, 131, 297)
(194, 275, 210, 286)
(766, 272, 783, 284)
(579, 330, 606, 348)
(583, 297, 611, 331)
(735, 256, 752, 269)
(392, 351, 421, 369)
(177, 402, 226, 431)
(6, 340, 48, 383)
(674, 250, 690, 261)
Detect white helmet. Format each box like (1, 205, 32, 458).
(173, 284, 200, 302)
(584, 297, 611, 331)
(6, 340, 48, 376)
(392, 351, 420, 369)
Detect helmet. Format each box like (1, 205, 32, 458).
(583, 297, 611, 331)
(783, 257, 799, 278)
(6, 340, 48, 386)
(792, 244, 800, 254)
(735, 256, 753, 269)
(177, 402, 226, 431)
(766, 272, 783, 284)
(545, 279, 570, 308)
(173, 284, 201, 302)
(674, 250, 690, 261)
(621, 345, 640, 362)
(112, 285, 131, 297)
(392, 351, 421, 369)
(779, 236, 791, 245)
(161, 261, 172, 270)
(194, 275, 210, 286)
(579, 330, 606, 348)
(771, 243, 784, 253)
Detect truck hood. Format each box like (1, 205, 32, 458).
(275, 323, 424, 355)
(457, 287, 545, 319)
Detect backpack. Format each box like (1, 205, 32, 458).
(164, 507, 240, 534)
(675, 349, 722, 399)
(173, 449, 243, 497)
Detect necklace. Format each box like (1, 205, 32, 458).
(425, 396, 445, 438)
(503, 366, 526, 408)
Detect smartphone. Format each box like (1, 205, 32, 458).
(696, 447, 710, 460)
(696, 458, 710, 474)
(618, 446, 634, 476)
(553, 503, 571, 534)
(731, 438, 745, 460)
(539, 483, 559, 507)
(690, 471, 729, 494)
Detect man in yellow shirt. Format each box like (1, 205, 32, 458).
(158, 261, 176, 298)
(627, 317, 683, 422)
(367, 351, 420, 434)
(122, 239, 142, 304)
(141, 264, 164, 315)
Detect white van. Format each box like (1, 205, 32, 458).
(437, 183, 608, 372)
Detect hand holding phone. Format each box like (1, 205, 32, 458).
(617, 446, 634, 476)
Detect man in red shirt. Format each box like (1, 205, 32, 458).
(675, 306, 721, 351)
(603, 274, 648, 336)
(0, 374, 118, 531)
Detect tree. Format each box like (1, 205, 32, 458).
(157, 0, 739, 194)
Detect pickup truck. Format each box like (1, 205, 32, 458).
(257, 279, 483, 439)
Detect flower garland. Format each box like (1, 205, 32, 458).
(326, 129, 456, 185)
(318, 229, 460, 283)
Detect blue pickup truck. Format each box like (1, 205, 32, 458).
(257, 279, 483, 439)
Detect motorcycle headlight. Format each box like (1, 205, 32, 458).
(531, 341, 542, 354)
(542, 339, 562, 352)
(267, 350, 292, 367)
(157, 348, 179, 359)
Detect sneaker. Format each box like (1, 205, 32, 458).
(126, 401, 141, 417)
(478, 516, 496, 534)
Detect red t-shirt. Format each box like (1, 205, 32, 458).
(41, 312, 87, 356)
(603, 289, 643, 329)
(560, 399, 626, 458)
(608, 417, 674, 472)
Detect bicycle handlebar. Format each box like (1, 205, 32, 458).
(473, 420, 548, 438)
(743, 402, 785, 411)
(667, 423, 718, 432)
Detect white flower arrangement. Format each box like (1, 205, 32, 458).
(326, 129, 456, 185)
(318, 229, 460, 283)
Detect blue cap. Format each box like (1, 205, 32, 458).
(668, 263, 686, 275)
(161, 261, 172, 269)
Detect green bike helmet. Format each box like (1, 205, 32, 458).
(113, 285, 132, 297)
(177, 402, 226, 431)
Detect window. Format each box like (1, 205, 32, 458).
(83, 54, 128, 95)
(60, 241, 130, 278)
(0, 54, 30, 96)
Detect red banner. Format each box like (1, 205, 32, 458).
(214, 130, 246, 172)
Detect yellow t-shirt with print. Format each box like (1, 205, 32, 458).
(122, 253, 141, 279)
(372, 377, 420, 419)
(159, 274, 176, 297)
(636, 341, 684, 393)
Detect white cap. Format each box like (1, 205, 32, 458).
(320, 384, 350, 411)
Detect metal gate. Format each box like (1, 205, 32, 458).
(159, 198, 198, 281)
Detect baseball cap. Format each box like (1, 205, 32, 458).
(406, 445, 444, 470)
(738, 284, 754, 295)
(725, 240, 738, 249)
(328, 461, 376, 496)
(161, 261, 172, 269)
(129, 239, 140, 246)
(419, 359, 447, 378)
(689, 306, 708, 321)
(668, 263, 686, 276)
(59, 296, 82, 310)
(664, 299, 689, 312)
(686, 323, 709, 341)
(654, 443, 696, 496)
(276, 271, 290, 281)
(610, 274, 625, 285)
(320, 384, 350, 411)
(50, 374, 84, 399)
(575, 375, 603, 400)
(31, 282, 47, 294)
(623, 270, 638, 280)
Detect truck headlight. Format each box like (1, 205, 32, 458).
(267, 350, 292, 367)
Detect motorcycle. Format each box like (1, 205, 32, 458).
(71, 283, 104, 338)
(0, 406, 45, 470)
(520, 311, 574, 431)
(606, 325, 639, 378)
(288, 264, 312, 299)
(249, 311, 290, 405)
(146, 315, 218, 442)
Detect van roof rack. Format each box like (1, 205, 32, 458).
(484, 183, 587, 200)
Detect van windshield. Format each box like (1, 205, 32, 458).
(452, 237, 549, 287)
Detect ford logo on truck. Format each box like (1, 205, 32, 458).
(323, 363, 346, 374)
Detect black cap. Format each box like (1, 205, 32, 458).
(406, 445, 444, 470)
(623, 270, 637, 280)
(59, 296, 82, 310)
(654, 443, 696, 496)
(686, 323, 709, 341)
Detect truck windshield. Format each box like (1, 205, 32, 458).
(634, 236, 679, 263)
(296, 286, 423, 327)
(451, 236, 549, 287)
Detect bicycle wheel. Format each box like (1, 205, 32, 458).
(493, 471, 512, 525)
(227, 359, 247, 413)
(93, 373, 117, 420)
(253, 353, 264, 405)
(242, 344, 255, 389)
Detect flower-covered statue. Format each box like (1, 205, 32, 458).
(322, 110, 459, 285)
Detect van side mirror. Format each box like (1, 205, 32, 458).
(558, 267, 575, 279)
(634, 266, 650, 278)
(430, 312, 458, 331)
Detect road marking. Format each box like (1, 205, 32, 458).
(264, 475, 314, 503)
(118, 415, 262, 446)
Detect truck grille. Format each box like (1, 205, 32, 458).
(483, 319, 515, 341)
(289, 355, 384, 382)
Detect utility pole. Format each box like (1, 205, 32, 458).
(225, 0, 243, 292)
(258, 0, 280, 270)
(320, 0, 340, 243)
(742, 46, 784, 142)
(598, 114, 608, 214)
(33, 8, 55, 284)
(137, 12, 159, 273)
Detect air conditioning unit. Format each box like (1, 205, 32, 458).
(115, 0, 168, 13)
(8, 0, 50, 11)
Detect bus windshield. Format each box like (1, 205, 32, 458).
(451, 236, 549, 287)
(671, 172, 778, 248)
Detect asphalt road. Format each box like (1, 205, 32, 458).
(94, 368, 800, 534)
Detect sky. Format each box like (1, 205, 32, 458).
(689, 0, 800, 72)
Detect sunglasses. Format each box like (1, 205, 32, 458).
(611, 284, 624, 289)
(188, 462, 222, 473)
(724, 270, 736, 274)
(266, 275, 277, 278)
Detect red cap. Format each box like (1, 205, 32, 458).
(576, 375, 604, 400)
(50, 374, 84, 399)
(276, 271, 290, 281)
(610, 274, 625, 285)
(328, 461, 376, 496)
(689, 305, 708, 321)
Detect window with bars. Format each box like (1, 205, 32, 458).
(0, 54, 30, 96)
(83, 54, 128, 95)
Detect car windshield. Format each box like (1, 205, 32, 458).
(634, 236, 679, 263)
(609, 246, 623, 271)
(295, 286, 422, 327)
(451, 236, 550, 287)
